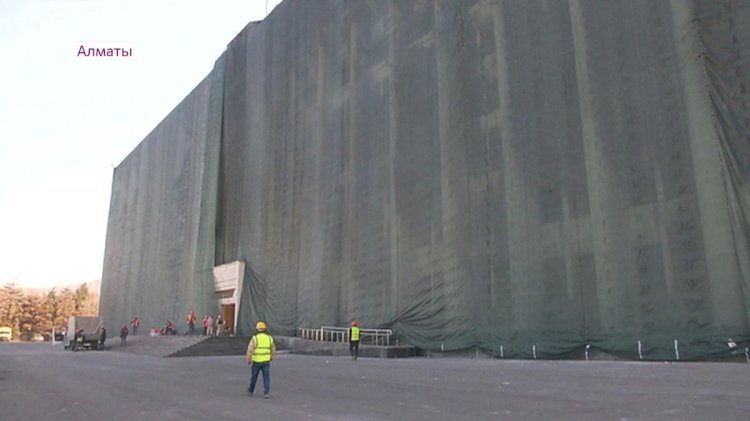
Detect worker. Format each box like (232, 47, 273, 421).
(216, 315, 224, 336)
(74, 329, 84, 351)
(99, 327, 107, 350)
(349, 320, 361, 360)
(246, 320, 276, 399)
(120, 324, 129, 346)
(187, 311, 197, 335)
(131, 317, 140, 336)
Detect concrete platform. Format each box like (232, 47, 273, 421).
(102, 334, 418, 358)
(275, 336, 417, 358)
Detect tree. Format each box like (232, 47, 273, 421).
(17, 295, 36, 340)
(74, 283, 89, 312)
(35, 292, 55, 337)
(58, 288, 76, 320)
(0, 283, 25, 339)
(74, 283, 99, 316)
(0, 282, 100, 340)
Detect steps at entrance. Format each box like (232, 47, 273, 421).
(102, 334, 208, 357)
(169, 335, 250, 357)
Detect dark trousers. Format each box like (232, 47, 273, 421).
(248, 362, 271, 394)
(350, 340, 360, 359)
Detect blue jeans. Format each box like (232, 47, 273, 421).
(248, 362, 271, 394)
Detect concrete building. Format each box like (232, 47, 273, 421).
(101, 0, 750, 360)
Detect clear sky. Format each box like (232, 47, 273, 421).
(0, 0, 284, 289)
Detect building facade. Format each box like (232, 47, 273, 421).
(101, 0, 750, 359)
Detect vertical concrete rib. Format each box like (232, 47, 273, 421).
(387, 1, 399, 317)
(490, 1, 525, 330)
(342, 19, 358, 320)
(569, 0, 611, 333)
(669, 0, 745, 329)
(654, 168, 676, 300)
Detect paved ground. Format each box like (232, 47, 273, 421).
(1, 342, 748, 420)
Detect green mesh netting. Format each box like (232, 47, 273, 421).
(102, 0, 750, 360)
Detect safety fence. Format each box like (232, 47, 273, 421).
(297, 326, 393, 346)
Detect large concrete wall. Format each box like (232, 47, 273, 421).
(100, 62, 225, 334)
(102, 0, 750, 360)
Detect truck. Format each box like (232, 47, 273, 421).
(0, 326, 11, 342)
(67, 316, 103, 350)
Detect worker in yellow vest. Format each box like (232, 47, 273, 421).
(349, 320, 361, 360)
(246, 320, 276, 398)
(74, 329, 84, 351)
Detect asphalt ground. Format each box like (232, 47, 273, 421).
(0, 342, 748, 420)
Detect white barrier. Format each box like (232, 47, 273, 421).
(297, 326, 393, 346)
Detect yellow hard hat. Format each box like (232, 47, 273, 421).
(256, 321, 267, 331)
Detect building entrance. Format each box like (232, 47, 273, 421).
(221, 303, 235, 335)
(213, 261, 245, 335)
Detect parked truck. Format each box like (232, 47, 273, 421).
(0, 326, 11, 342)
(67, 316, 103, 350)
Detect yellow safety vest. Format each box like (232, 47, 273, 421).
(252, 333, 273, 363)
(351, 326, 360, 341)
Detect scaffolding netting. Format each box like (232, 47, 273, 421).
(101, 0, 750, 360)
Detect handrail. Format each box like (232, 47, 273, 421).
(297, 326, 393, 346)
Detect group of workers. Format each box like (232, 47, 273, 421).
(67, 327, 109, 351)
(246, 319, 361, 398)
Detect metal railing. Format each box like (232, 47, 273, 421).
(297, 326, 393, 346)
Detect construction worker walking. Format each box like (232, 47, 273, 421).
(349, 321, 360, 360)
(246, 321, 276, 398)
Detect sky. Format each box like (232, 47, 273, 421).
(0, 0, 284, 290)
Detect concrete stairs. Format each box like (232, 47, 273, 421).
(102, 334, 208, 357)
(170, 335, 250, 357)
